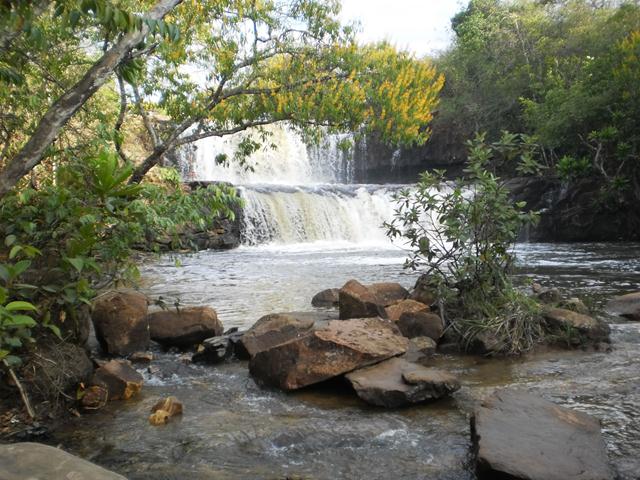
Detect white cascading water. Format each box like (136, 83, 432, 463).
(188, 123, 399, 246)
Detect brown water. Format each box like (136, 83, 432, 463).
(51, 242, 640, 480)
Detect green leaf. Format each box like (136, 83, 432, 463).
(66, 257, 84, 273)
(6, 315, 37, 327)
(5, 301, 37, 312)
(9, 245, 22, 259)
(4, 235, 16, 247)
(12, 260, 31, 277)
(46, 323, 62, 339)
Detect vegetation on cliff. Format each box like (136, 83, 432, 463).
(433, 0, 640, 213)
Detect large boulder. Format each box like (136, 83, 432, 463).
(92, 289, 149, 356)
(346, 357, 460, 407)
(339, 279, 387, 320)
(249, 317, 409, 390)
(472, 389, 613, 480)
(397, 311, 444, 341)
(85, 359, 143, 404)
(148, 306, 222, 348)
(0, 443, 127, 480)
(368, 282, 409, 306)
(543, 307, 610, 343)
(385, 299, 430, 322)
(311, 288, 340, 308)
(240, 313, 316, 358)
(606, 291, 640, 321)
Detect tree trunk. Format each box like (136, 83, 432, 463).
(0, 0, 183, 198)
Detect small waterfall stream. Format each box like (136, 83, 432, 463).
(186, 123, 396, 245)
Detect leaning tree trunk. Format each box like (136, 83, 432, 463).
(0, 0, 183, 198)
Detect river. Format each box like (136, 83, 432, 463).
(52, 126, 640, 479)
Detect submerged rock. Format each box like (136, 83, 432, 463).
(385, 299, 430, 322)
(240, 313, 315, 358)
(606, 291, 640, 321)
(397, 311, 444, 341)
(346, 357, 460, 407)
(88, 359, 143, 402)
(339, 279, 387, 320)
(148, 306, 223, 348)
(543, 307, 610, 343)
(249, 317, 408, 390)
(472, 389, 613, 480)
(368, 282, 409, 306)
(0, 442, 127, 480)
(311, 288, 340, 308)
(92, 289, 149, 356)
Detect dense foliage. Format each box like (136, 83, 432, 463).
(435, 0, 640, 198)
(386, 135, 541, 355)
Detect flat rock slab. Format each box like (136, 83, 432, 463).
(543, 307, 610, 342)
(472, 389, 613, 480)
(249, 317, 409, 390)
(346, 357, 460, 407)
(240, 312, 318, 358)
(0, 442, 126, 480)
(606, 291, 640, 321)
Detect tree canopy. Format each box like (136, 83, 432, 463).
(0, 0, 444, 194)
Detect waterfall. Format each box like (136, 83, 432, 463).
(184, 123, 399, 246)
(240, 185, 398, 245)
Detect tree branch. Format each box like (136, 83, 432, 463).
(0, 0, 183, 198)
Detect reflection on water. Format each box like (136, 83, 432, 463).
(52, 242, 640, 479)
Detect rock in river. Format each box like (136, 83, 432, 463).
(472, 389, 613, 480)
(385, 299, 430, 322)
(148, 306, 223, 348)
(86, 359, 143, 402)
(339, 279, 387, 320)
(368, 282, 409, 306)
(91, 289, 150, 356)
(311, 288, 340, 307)
(606, 291, 640, 321)
(346, 357, 460, 407)
(249, 317, 409, 390)
(543, 307, 610, 343)
(0, 442, 126, 480)
(397, 311, 444, 341)
(240, 312, 316, 358)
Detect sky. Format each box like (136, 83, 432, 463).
(339, 0, 467, 57)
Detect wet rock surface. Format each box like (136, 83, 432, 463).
(311, 288, 340, 307)
(86, 359, 143, 403)
(543, 307, 610, 343)
(0, 442, 127, 480)
(367, 282, 409, 306)
(91, 290, 149, 356)
(148, 306, 223, 348)
(346, 357, 460, 408)
(249, 317, 409, 390)
(472, 389, 613, 480)
(606, 291, 640, 321)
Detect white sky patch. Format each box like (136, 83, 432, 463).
(339, 0, 466, 57)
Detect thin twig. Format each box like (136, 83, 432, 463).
(3, 359, 35, 420)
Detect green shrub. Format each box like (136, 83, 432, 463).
(385, 134, 541, 354)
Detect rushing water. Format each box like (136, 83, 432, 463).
(51, 127, 640, 479)
(51, 242, 640, 480)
